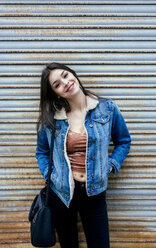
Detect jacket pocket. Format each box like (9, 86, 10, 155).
(93, 114, 110, 124)
(107, 157, 112, 175)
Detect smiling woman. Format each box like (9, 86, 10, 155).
(37, 62, 94, 131)
(36, 62, 131, 248)
(49, 69, 80, 99)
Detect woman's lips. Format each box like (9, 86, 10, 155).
(66, 83, 74, 92)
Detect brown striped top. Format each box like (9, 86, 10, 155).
(66, 129, 87, 174)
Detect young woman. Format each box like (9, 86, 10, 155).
(36, 62, 131, 248)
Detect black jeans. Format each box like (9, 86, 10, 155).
(49, 180, 110, 248)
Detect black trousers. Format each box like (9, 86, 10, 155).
(49, 180, 110, 248)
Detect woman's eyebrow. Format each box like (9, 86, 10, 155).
(52, 70, 65, 85)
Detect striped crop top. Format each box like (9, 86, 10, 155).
(66, 129, 87, 174)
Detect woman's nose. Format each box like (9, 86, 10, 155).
(62, 80, 69, 87)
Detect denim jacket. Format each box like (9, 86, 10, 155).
(36, 96, 131, 207)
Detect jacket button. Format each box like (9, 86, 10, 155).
(92, 156, 95, 160)
(91, 190, 94, 194)
(92, 173, 95, 178)
(89, 124, 93, 128)
(93, 139, 96, 143)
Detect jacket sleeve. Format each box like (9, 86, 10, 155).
(109, 101, 131, 174)
(36, 126, 50, 180)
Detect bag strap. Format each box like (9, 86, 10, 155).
(45, 119, 56, 206)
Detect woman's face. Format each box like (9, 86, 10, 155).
(49, 69, 81, 99)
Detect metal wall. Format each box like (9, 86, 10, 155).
(0, 1, 156, 247)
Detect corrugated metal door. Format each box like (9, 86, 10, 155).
(0, 1, 156, 247)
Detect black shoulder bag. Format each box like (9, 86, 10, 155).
(28, 122, 56, 247)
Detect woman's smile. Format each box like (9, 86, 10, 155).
(66, 83, 74, 93)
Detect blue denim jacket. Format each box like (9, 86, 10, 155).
(36, 96, 131, 207)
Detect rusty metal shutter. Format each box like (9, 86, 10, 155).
(0, 1, 156, 247)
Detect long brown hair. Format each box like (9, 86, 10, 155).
(36, 62, 97, 133)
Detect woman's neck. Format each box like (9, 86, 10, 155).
(67, 91, 87, 112)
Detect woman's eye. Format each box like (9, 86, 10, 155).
(64, 73, 68, 78)
(55, 83, 60, 88)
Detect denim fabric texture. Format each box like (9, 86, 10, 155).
(36, 96, 131, 207)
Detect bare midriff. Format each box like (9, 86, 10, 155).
(66, 129, 87, 182)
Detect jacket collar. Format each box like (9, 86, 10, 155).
(54, 95, 99, 120)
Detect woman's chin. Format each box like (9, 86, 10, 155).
(66, 87, 82, 99)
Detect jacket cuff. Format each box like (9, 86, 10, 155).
(44, 167, 48, 180)
(109, 157, 120, 174)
